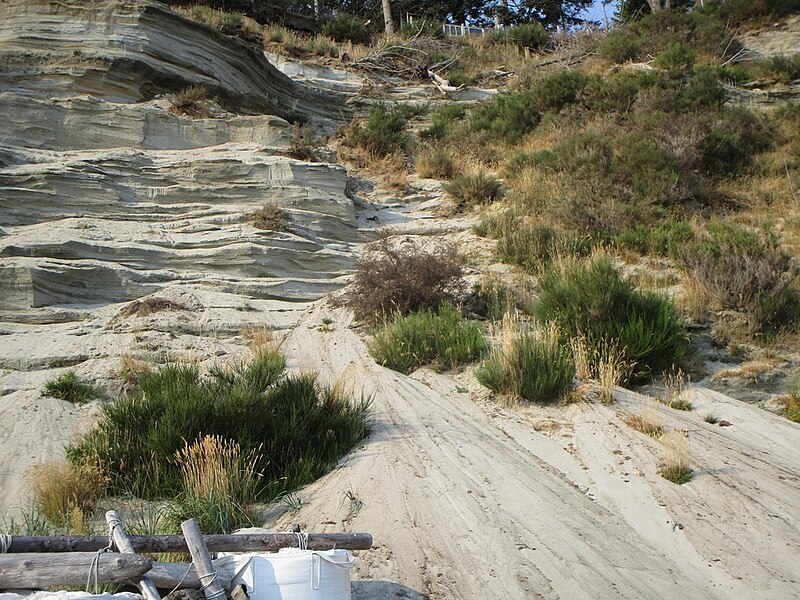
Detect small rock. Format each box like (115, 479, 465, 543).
(718, 420, 733, 427)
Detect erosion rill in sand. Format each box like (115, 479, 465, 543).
(0, 0, 358, 512)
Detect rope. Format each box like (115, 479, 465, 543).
(198, 570, 226, 599)
(0, 534, 11, 554)
(165, 562, 195, 597)
(295, 531, 309, 551)
(85, 518, 118, 593)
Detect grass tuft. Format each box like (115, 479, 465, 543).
(659, 430, 692, 484)
(476, 318, 575, 403)
(444, 172, 504, 208)
(624, 409, 664, 438)
(248, 203, 291, 231)
(42, 370, 95, 404)
(368, 304, 488, 374)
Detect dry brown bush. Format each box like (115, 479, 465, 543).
(347, 237, 465, 323)
(623, 408, 664, 437)
(249, 204, 291, 231)
(26, 459, 108, 530)
(168, 85, 213, 118)
(117, 297, 190, 319)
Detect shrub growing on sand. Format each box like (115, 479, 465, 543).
(42, 370, 96, 404)
(444, 172, 504, 207)
(476, 319, 575, 403)
(416, 146, 457, 179)
(368, 304, 488, 374)
(678, 222, 800, 332)
(534, 255, 688, 382)
(67, 351, 370, 501)
(348, 238, 465, 323)
(345, 103, 412, 157)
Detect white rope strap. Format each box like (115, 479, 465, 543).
(0, 534, 11, 554)
(85, 517, 118, 593)
(295, 531, 309, 550)
(198, 570, 226, 599)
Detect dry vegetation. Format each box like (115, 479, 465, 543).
(248, 204, 291, 231)
(659, 430, 693, 484)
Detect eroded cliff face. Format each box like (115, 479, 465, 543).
(0, 0, 357, 512)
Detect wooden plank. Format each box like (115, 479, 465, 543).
(0, 552, 151, 588)
(181, 519, 226, 600)
(106, 510, 162, 600)
(147, 558, 233, 591)
(5, 532, 372, 553)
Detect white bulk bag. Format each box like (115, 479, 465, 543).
(226, 548, 354, 600)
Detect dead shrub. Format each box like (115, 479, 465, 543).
(347, 237, 465, 323)
(169, 85, 213, 118)
(117, 297, 190, 319)
(26, 459, 108, 530)
(249, 204, 291, 231)
(287, 123, 318, 162)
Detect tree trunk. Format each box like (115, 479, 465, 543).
(647, 0, 671, 11)
(0, 553, 151, 588)
(382, 0, 394, 35)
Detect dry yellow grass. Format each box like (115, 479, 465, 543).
(713, 359, 774, 383)
(242, 326, 282, 358)
(659, 430, 692, 484)
(119, 355, 152, 387)
(26, 459, 108, 530)
(623, 408, 664, 437)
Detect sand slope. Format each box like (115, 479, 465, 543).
(273, 303, 800, 599)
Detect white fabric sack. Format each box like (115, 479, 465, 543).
(226, 548, 354, 600)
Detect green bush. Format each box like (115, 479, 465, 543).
(678, 222, 799, 332)
(368, 304, 488, 374)
(67, 352, 371, 500)
(306, 36, 339, 58)
(488, 23, 549, 51)
(42, 370, 96, 404)
(346, 103, 411, 156)
(582, 71, 658, 113)
(719, 0, 800, 25)
(614, 221, 692, 257)
(682, 67, 726, 109)
(476, 322, 575, 402)
(598, 32, 641, 63)
(701, 107, 772, 176)
(444, 172, 504, 207)
(322, 13, 371, 44)
(420, 103, 466, 140)
(494, 220, 592, 272)
(653, 42, 695, 77)
(534, 255, 688, 382)
(531, 70, 589, 113)
(763, 54, 800, 84)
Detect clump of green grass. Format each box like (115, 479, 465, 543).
(368, 304, 488, 374)
(444, 172, 504, 208)
(703, 412, 719, 424)
(345, 103, 413, 157)
(177, 5, 262, 39)
(67, 351, 370, 501)
(420, 104, 466, 140)
(476, 319, 575, 403)
(43, 370, 96, 404)
(534, 254, 688, 383)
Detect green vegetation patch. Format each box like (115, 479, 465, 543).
(534, 255, 688, 382)
(67, 350, 371, 501)
(369, 304, 488, 374)
(43, 370, 96, 404)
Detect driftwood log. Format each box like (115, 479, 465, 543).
(181, 519, 225, 600)
(0, 552, 151, 588)
(5, 532, 372, 553)
(107, 510, 161, 600)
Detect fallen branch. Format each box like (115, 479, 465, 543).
(0, 552, 151, 588)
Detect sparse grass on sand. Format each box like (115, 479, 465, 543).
(659, 430, 692, 484)
(624, 408, 665, 438)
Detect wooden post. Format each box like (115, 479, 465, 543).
(0, 552, 151, 588)
(106, 510, 162, 600)
(181, 519, 226, 600)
